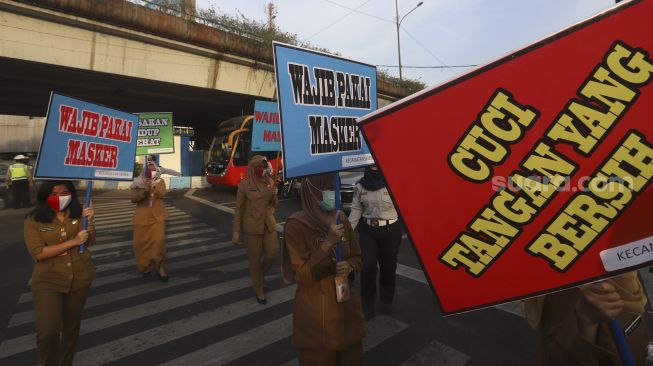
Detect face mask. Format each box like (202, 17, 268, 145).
(369, 169, 382, 178)
(47, 195, 72, 212)
(319, 190, 336, 212)
(253, 166, 265, 177)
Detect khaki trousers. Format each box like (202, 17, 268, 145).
(244, 230, 279, 297)
(32, 285, 90, 366)
(298, 342, 364, 366)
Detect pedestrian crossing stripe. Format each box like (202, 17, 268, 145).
(0, 199, 478, 365)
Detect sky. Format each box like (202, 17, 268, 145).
(195, 0, 619, 88)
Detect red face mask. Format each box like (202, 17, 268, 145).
(253, 166, 265, 177)
(47, 195, 72, 212)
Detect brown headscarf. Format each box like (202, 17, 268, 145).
(524, 272, 648, 329)
(239, 155, 275, 218)
(282, 173, 340, 284)
(291, 173, 339, 235)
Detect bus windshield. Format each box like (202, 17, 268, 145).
(206, 116, 280, 177)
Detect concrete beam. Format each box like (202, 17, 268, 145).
(5, 0, 409, 102)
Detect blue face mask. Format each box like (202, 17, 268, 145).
(319, 190, 336, 212)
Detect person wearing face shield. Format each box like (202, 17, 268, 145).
(348, 165, 401, 320)
(23, 180, 95, 366)
(131, 161, 169, 281)
(282, 173, 365, 365)
(232, 155, 279, 304)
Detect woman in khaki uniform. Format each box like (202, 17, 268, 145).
(23, 180, 95, 366)
(232, 155, 279, 304)
(131, 161, 168, 280)
(525, 272, 649, 365)
(283, 173, 366, 366)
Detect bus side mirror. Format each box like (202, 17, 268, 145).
(227, 128, 250, 149)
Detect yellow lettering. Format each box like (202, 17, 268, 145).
(579, 66, 636, 116)
(548, 114, 599, 154)
(469, 208, 519, 248)
(510, 173, 557, 208)
(588, 176, 632, 210)
(449, 148, 491, 182)
(492, 190, 537, 224)
(548, 212, 597, 252)
(440, 243, 487, 276)
(460, 125, 508, 163)
(567, 101, 615, 139)
(521, 142, 576, 186)
(527, 233, 578, 271)
(565, 194, 617, 233)
(459, 234, 502, 265)
(600, 133, 653, 192)
(606, 43, 653, 85)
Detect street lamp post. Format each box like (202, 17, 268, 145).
(395, 0, 423, 82)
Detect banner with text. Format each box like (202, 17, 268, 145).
(35, 93, 138, 181)
(273, 42, 377, 178)
(359, 0, 653, 314)
(252, 101, 281, 151)
(136, 112, 174, 155)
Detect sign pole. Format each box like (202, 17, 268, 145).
(274, 150, 281, 182)
(335, 173, 342, 261)
(609, 319, 636, 366)
(605, 3, 633, 362)
(80, 180, 93, 253)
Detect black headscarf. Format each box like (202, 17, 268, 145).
(358, 166, 386, 191)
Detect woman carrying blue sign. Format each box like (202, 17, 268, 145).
(131, 161, 169, 280)
(283, 173, 365, 365)
(23, 180, 95, 366)
(525, 272, 649, 365)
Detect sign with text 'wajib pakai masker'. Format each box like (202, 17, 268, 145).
(359, 0, 653, 315)
(251, 101, 281, 151)
(273, 42, 377, 178)
(35, 93, 138, 181)
(136, 112, 174, 155)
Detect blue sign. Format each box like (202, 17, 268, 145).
(252, 100, 281, 151)
(35, 93, 139, 181)
(273, 42, 377, 178)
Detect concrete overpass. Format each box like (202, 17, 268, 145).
(0, 0, 408, 149)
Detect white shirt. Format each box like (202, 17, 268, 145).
(348, 183, 398, 230)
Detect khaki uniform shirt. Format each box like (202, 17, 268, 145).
(233, 180, 278, 236)
(131, 180, 168, 225)
(24, 211, 96, 293)
(284, 217, 366, 350)
(349, 183, 398, 230)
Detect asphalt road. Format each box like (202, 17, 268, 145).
(0, 186, 648, 365)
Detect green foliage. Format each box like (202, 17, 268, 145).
(377, 68, 427, 95)
(194, 6, 335, 55)
(140, 0, 425, 94)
